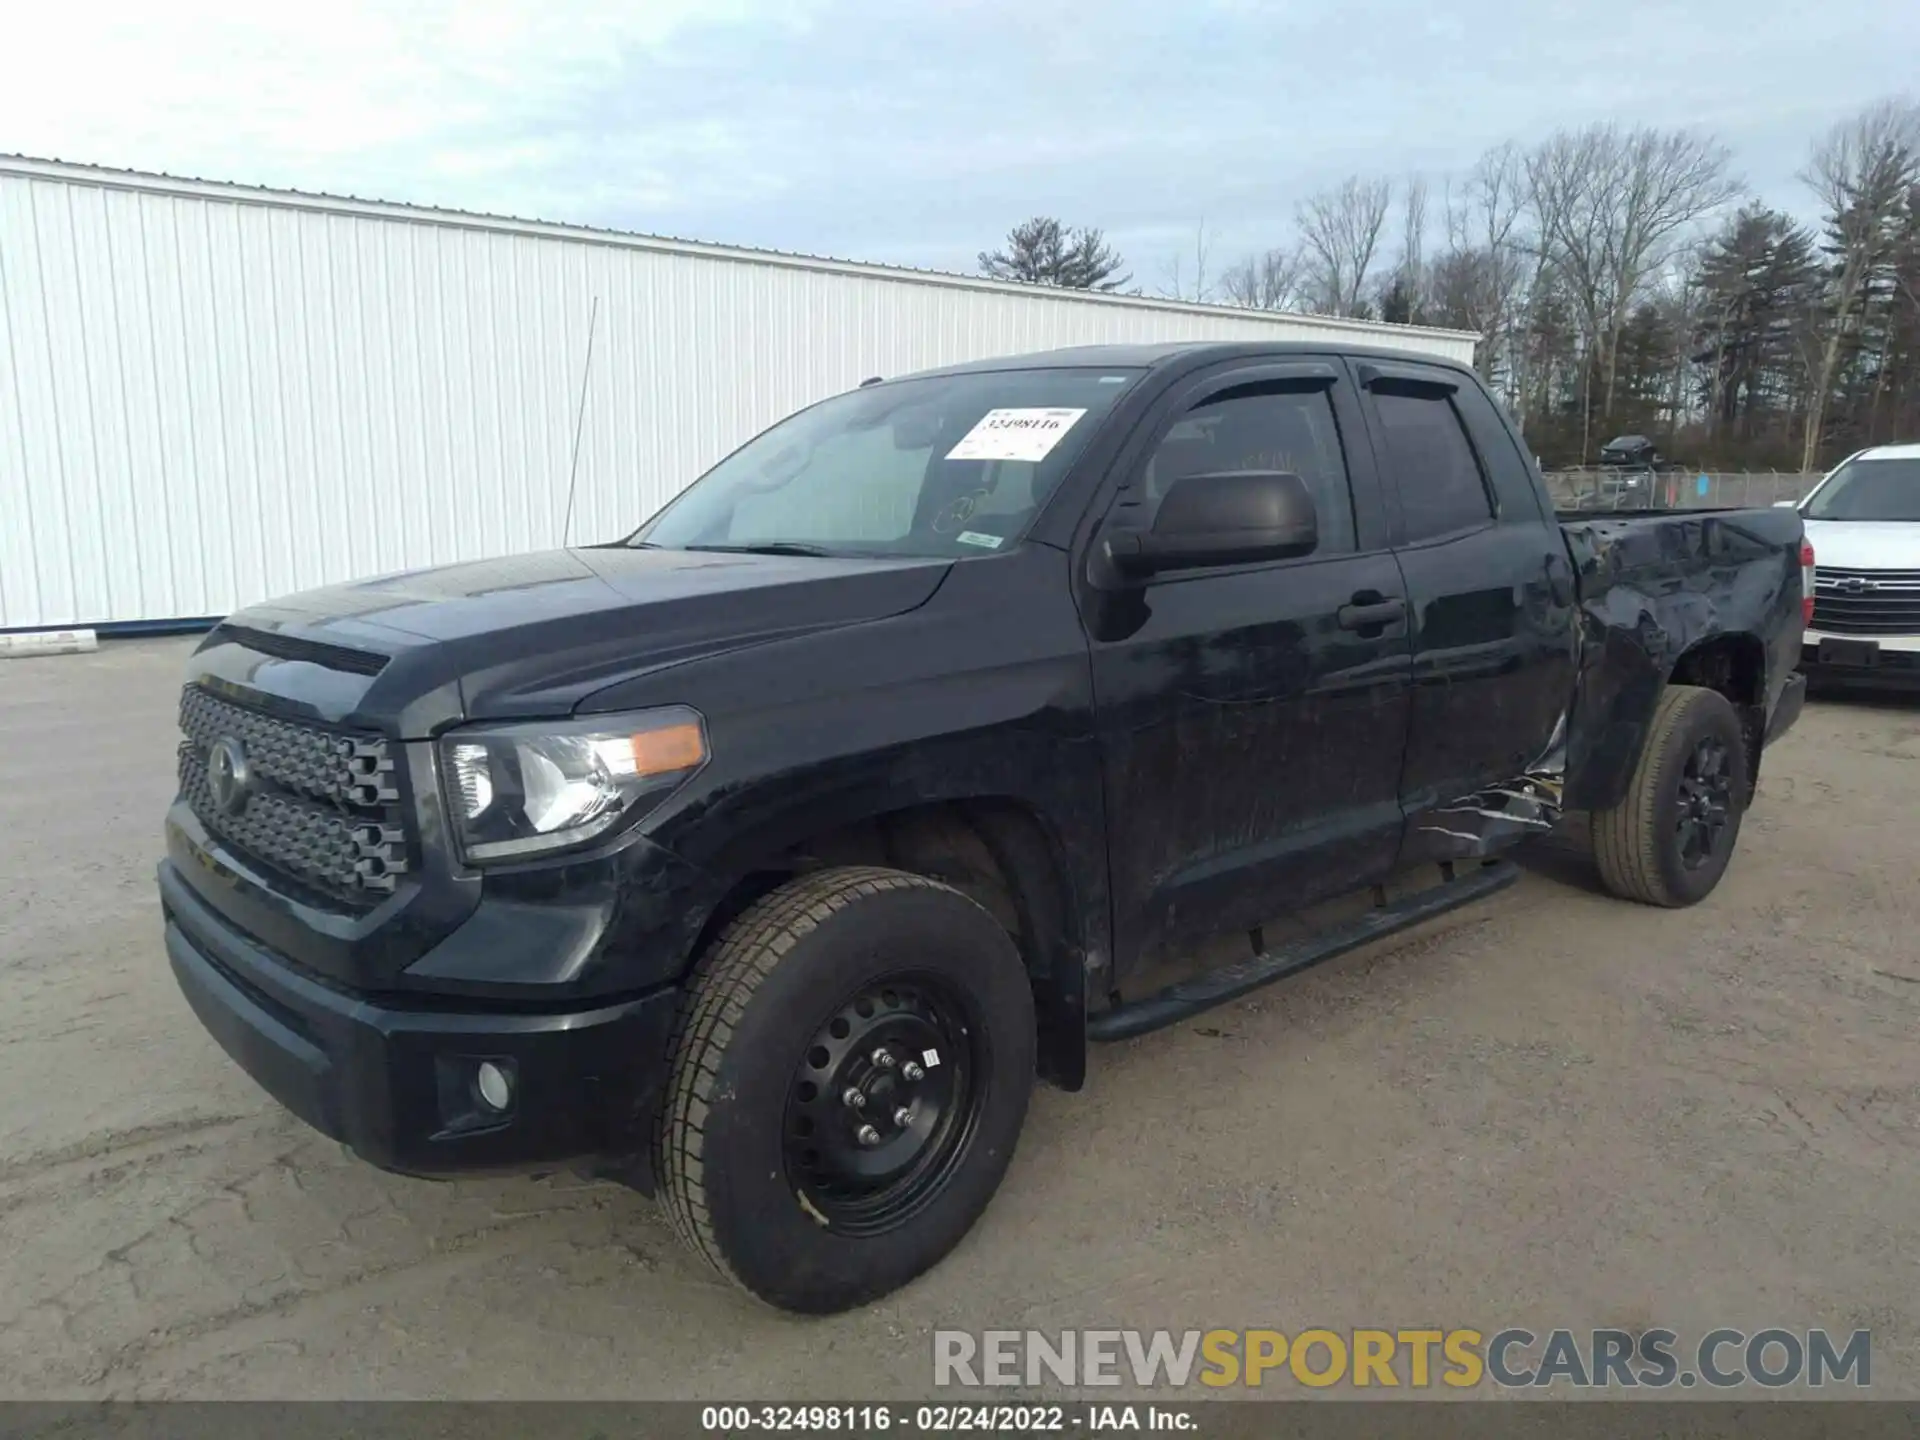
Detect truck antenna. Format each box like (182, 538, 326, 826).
(561, 294, 601, 547)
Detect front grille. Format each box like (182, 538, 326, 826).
(176, 685, 411, 907)
(1811, 565, 1920, 636)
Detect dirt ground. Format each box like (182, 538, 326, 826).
(2, 637, 1917, 1400)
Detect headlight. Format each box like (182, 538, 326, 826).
(438, 707, 707, 864)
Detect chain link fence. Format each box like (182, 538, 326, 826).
(1543, 469, 1820, 512)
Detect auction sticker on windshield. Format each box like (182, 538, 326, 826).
(945, 408, 1087, 463)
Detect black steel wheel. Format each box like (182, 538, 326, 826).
(1674, 732, 1736, 870)
(655, 867, 1035, 1313)
(783, 974, 985, 1237)
(1593, 683, 1749, 907)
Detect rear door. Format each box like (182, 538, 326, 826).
(1082, 358, 1413, 968)
(1352, 359, 1579, 863)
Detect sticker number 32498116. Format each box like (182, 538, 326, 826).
(944, 408, 1087, 464)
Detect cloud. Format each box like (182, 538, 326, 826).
(2, 0, 788, 208)
(4, 0, 1916, 279)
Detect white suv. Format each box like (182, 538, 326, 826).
(1795, 443, 1920, 688)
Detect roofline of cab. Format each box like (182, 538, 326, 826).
(884, 340, 1482, 387)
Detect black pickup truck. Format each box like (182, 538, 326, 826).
(159, 342, 1809, 1314)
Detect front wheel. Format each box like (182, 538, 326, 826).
(1592, 683, 1749, 907)
(653, 866, 1036, 1313)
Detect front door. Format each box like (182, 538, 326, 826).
(1083, 360, 1413, 972)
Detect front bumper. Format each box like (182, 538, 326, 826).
(1800, 632, 1920, 690)
(159, 859, 680, 1181)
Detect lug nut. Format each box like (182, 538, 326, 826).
(901, 1061, 925, 1081)
(871, 1047, 896, 1069)
(893, 1106, 914, 1128)
(856, 1124, 882, 1147)
(842, 1086, 866, 1109)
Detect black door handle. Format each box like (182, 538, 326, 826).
(1337, 596, 1408, 630)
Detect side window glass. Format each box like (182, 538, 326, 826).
(1449, 380, 1545, 520)
(1139, 386, 1356, 557)
(1370, 389, 1495, 542)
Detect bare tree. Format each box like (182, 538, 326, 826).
(1609, 131, 1742, 420)
(1401, 177, 1429, 279)
(1157, 222, 1218, 303)
(1437, 144, 1532, 397)
(1797, 99, 1920, 469)
(1220, 247, 1305, 310)
(1392, 175, 1430, 318)
(1295, 177, 1392, 317)
(1525, 124, 1739, 458)
(967, 103, 1920, 469)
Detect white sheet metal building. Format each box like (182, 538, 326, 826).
(0, 156, 1478, 632)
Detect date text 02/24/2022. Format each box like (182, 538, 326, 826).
(699, 1403, 1198, 1432)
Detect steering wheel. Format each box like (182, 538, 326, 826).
(931, 490, 988, 535)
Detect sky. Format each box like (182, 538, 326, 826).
(5, 0, 1918, 289)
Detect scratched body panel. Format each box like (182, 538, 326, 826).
(1089, 548, 1412, 968)
(1558, 509, 1804, 812)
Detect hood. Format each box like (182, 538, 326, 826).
(221, 546, 952, 730)
(1803, 519, 1920, 571)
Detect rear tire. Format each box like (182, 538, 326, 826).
(653, 866, 1036, 1314)
(1592, 683, 1748, 907)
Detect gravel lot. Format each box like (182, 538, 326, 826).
(2, 638, 1918, 1400)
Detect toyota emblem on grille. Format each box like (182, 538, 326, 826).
(207, 736, 253, 814)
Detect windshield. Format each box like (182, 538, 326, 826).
(1804, 456, 1920, 521)
(630, 367, 1142, 559)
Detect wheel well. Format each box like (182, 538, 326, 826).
(689, 799, 1086, 1089)
(1668, 633, 1767, 790)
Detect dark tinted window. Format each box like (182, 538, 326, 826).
(1450, 377, 1546, 521)
(1373, 390, 1495, 541)
(1140, 386, 1356, 556)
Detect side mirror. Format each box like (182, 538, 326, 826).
(1100, 470, 1318, 581)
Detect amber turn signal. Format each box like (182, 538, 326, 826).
(627, 721, 707, 777)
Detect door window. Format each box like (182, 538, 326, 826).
(1371, 390, 1496, 541)
(1138, 385, 1356, 556)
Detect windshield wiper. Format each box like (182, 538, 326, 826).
(679, 542, 839, 557)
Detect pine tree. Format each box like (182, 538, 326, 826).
(979, 218, 1130, 291)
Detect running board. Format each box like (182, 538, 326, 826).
(1086, 860, 1520, 1042)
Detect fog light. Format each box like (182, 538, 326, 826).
(474, 1060, 513, 1113)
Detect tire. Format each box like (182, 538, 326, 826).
(653, 865, 1036, 1313)
(1591, 683, 1748, 907)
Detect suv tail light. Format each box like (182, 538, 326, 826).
(1800, 539, 1815, 627)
